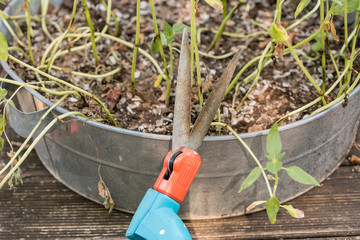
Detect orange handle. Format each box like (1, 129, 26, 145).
(153, 148, 201, 203)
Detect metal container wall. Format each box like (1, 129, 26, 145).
(1, 0, 360, 219)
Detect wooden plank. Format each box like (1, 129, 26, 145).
(1, 144, 360, 239)
(186, 165, 360, 239)
(1, 125, 360, 239)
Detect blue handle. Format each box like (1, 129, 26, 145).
(126, 189, 191, 240)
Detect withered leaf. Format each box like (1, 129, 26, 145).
(324, 20, 331, 31)
(7, 151, 15, 159)
(98, 181, 106, 198)
(330, 18, 339, 41)
(288, 32, 297, 46)
(246, 200, 266, 212)
(350, 155, 360, 165)
(275, 42, 286, 61)
(105, 87, 123, 111)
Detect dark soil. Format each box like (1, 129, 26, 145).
(9, 0, 351, 135)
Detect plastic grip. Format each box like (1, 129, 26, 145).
(153, 148, 201, 203)
(126, 189, 191, 240)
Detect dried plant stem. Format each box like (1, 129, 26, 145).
(25, 0, 35, 65)
(285, 40, 326, 105)
(0, 78, 79, 97)
(344, 11, 360, 93)
(41, 0, 54, 40)
(320, 0, 326, 92)
(169, 43, 174, 78)
(0, 13, 25, 47)
(149, 0, 171, 105)
(197, 27, 267, 44)
(275, 0, 285, 23)
(217, 108, 221, 136)
(38, 65, 122, 79)
(278, 64, 351, 122)
(82, 0, 99, 66)
(211, 122, 273, 198)
(9, 54, 117, 126)
(312, 71, 360, 116)
(0, 92, 71, 177)
(100, 0, 119, 36)
(0, 111, 86, 189)
(236, 42, 273, 111)
(45, 0, 78, 72)
(250, 20, 269, 31)
(208, 3, 240, 51)
(45, 32, 164, 78)
(222, 0, 227, 18)
(10, 18, 24, 38)
(8, 47, 30, 61)
(226, 9, 334, 96)
(190, 0, 203, 108)
(131, 0, 141, 92)
(286, 0, 321, 31)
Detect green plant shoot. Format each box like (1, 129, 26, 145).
(238, 123, 320, 223)
(0, 32, 8, 61)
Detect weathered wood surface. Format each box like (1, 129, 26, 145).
(1, 127, 360, 239)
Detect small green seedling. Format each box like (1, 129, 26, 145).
(239, 123, 320, 224)
(151, 22, 190, 55)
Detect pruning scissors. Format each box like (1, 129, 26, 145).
(126, 29, 240, 240)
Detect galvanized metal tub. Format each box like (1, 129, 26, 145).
(1, 0, 360, 219)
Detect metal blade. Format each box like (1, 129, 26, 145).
(189, 50, 241, 151)
(172, 28, 191, 151)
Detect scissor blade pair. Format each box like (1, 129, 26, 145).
(172, 28, 191, 151)
(189, 51, 241, 151)
(172, 28, 241, 152)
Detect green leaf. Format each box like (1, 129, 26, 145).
(294, 0, 312, 18)
(204, 0, 223, 12)
(311, 33, 322, 53)
(0, 137, 4, 151)
(266, 161, 283, 174)
(173, 23, 191, 34)
(163, 22, 174, 43)
(281, 205, 305, 218)
(277, 152, 286, 161)
(160, 32, 168, 46)
(150, 36, 160, 55)
(238, 167, 262, 193)
(0, 0, 5, 5)
(0, 32, 8, 61)
(0, 87, 7, 101)
(266, 197, 280, 224)
(285, 166, 320, 186)
(269, 23, 289, 42)
(333, 0, 359, 15)
(266, 123, 282, 160)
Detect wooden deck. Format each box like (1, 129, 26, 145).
(1, 127, 360, 239)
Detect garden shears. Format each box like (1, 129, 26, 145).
(126, 29, 240, 240)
